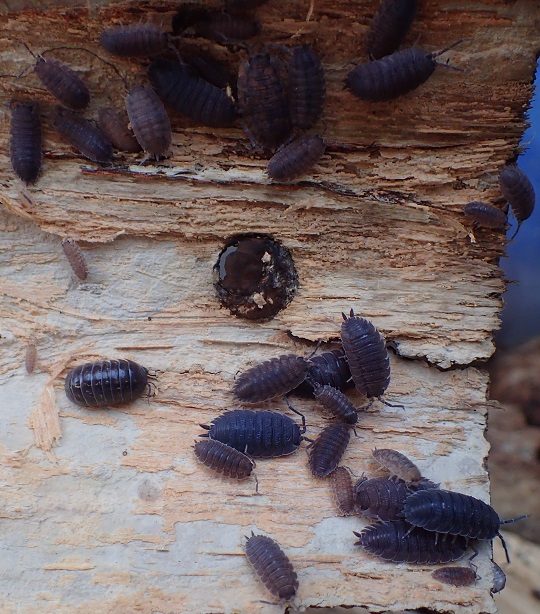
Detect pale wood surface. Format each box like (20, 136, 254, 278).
(1, 1, 539, 612)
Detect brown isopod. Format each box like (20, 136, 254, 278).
(372, 448, 422, 482)
(125, 85, 171, 159)
(463, 201, 507, 230)
(353, 476, 413, 520)
(53, 108, 113, 164)
(365, 0, 418, 60)
(10, 102, 42, 185)
(499, 165, 535, 238)
(308, 422, 351, 478)
(288, 46, 326, 130)
(98, 108, 141, 153)
(61, 239, 88, 280)
(267, 135, 326, 182)
(431, 566, 477, 587)
(244, 533, 299, 601)
(100, 23, 170, 57)
(25, 341, 38, 374)
(193, 439, 256, 483)
(330, 466, 355, 515)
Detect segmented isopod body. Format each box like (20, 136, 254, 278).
(65, 359, 149, 407)
(34, 57, 90, 109)
(187, 51, 236, 91)
(245, 534, 299, 600)
(25, 342, 38, 374)
(365, 0, 418, 60)
(267, 135, 326, 182)
(100, 23, 169, 57)
(330, 466, 355, 515)
(491, 562, 506, 594)
(194, 12, 260, 41)
(194, 439, 255, 479)
(288, 46, 325, 130)
(10, 102, 42, 185)
(354, 521, 468, 564)
(463, 201, 507, 229)
(148, 60, 236, 128)
(499, 165, 535, 237)
(354, 476, 412, 520)
(61, 239, 88, 280)
(98, 108, 141, 153)
(308, 422, 351, 478)
(372, 448, 422, 482)
(53, 109, 113, 164)
(431, 566, 477, 587)
(313, 384, 359, 424)
(238, 53, 292, 149)
(292, 349, 354, 398)
(200, 409, 304, 457)
(347, 45, 458, 102)
(125, 85, 171, 157)
(233, 354, 309, 402)
(340, 310, 390, 398)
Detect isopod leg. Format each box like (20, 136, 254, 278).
(284, 396, 306, 433)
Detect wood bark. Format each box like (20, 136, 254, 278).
(0, 1, 539, 612)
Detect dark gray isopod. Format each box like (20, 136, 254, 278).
(10, 102, 42, 185)
(499, 165, 535, 238)
(308, 422, 351, 478)
(34, 56, 90, 109)
(291, 349, 354, 398)
(193, 439, 255, 480)
(365, 0, 418, 60)
(463, 201, 507, 229)
(126, 85, 171, 158)
(100, 23, 170, 57)
(245, 534, 299, 600)
(354, 476, 412, 520)
(288, 46, 326, 130)
(431, 566, 477, 587)
(267, 135, 326, 182)
(313, 383, 359, 424)
(53, 109, 113, 164)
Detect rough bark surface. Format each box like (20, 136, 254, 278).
(0, 1, 539, 613)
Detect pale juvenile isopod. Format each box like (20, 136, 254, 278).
(330, 466, 355, 515)
(61, 239, 88, 280)
(431, 566, 477, 587)
(25, 341, 38, 374)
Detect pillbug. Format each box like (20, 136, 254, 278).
(237, 53, 292, 149)
(65, 359, 150, 407)
(340, 310, 391, 399)
(288, 46, 325, 130)
(491, 562, 506, 594)
(292, 349, 354, 398)
(499, 165, 535, 238)
(431, 566, 477, 587)
(125, 85, 171, 159)
(233, 354, 309, 403)
(100, 23, 169, 57)
(354, 521, 468, 564)
(10, 102, 42, 185)
(200, 409, 305, 457)
(53, 109, 113, 164)
(244, 533, 299, 600)
(267, 134, 326, 182)
(308, 422, 351, 478)
(312, 383, 359, 424)
(193, 439, 255, 480)
(365, 0, 418, 60)
(463, 201, 507, 230)
(372, 448, 422, 483)
(148, 60, 236, 128)
(354, 476, 412, 520)
(330, 466, 355, 515)
(61, 238, 88, 280)
(402, 489, 527, 562)
(98, 108, 141, 153)
(347, 42, 463, 102)
(25, 341, 38, 374)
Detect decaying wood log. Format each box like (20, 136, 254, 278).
(1, 1, 539, 612)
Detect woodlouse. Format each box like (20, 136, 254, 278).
(186, 51, 236, 92)
(499, 165, 535, 238)
(193, 439, 255, 480)
(61, 238, 88, 281)
(354, 521, 468, 564)
(10, 102, 42, 185)
(100, 23, 169, 57)
(25, 342, 38, 374)
(431, 566, 477, 587)
(372, 448, 422, 483)
(308, 422, 351, 478)
(237, 53, 292, 149)
(148, 59, 236, 128)
(463, 201, 507, 230)
(491, 562, 506, 594)
(53, 109, 113, 164)
(365, 0, 418, 60)
(288, 46, 326, 130)
(244, 533, 299, 600)
(34, 56, 90, 109)
(64, 359, 150, 407)
(347, 42, 462, 102)
(312, 383, 359, 424)
(233, 354, 309, 402)
(267, 134, 326, 182)
(291, 349, 354, 398)
(200, 409, 305, 457)
(330, 466, 355, 515)
(125, 85, 171, 158)
(340, 310, 391, 399)
(98, 108, 141, 153)
(193, 12, 260, 41)
(354, 476, 412, 520)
